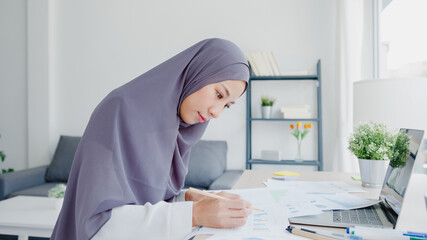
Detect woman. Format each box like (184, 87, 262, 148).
(51, 38, 251, 240)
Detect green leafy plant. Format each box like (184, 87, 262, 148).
(348, 122, 396, 160)
(261, 97, 275, 106)
(48, 184, 67, 198)
(0, 135, 14, 174)
(390, 131, 410, 168)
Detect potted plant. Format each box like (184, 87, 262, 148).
(390, 131, 411, 168)
(348, 122, 396, 188)
(385, 130, 411, 187)
(261, 96, 275, 119)
(0, 134, 14, 174)
(48, 184, 67, 209)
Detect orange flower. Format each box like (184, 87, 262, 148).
(290, 124, 294, 129)
(308, 123, 312, 128)
(297, 122, 301, 128)
(304, 124, 307, 128)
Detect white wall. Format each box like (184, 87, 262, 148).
(354, 78, 427, 133)
(0, 0, 27, 171)
(2, 0, 340, 171)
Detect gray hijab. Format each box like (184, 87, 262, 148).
(51, 38, 250, 239)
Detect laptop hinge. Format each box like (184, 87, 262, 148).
(379, 201, 398, 227)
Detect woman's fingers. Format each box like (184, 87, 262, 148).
(192, 198, 252, 229)
(216, 191, 242, 200)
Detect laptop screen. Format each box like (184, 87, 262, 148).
(380, 128, 424, 215)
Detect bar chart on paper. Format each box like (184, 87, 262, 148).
(194, 203, 287, 237)
(191, 188, 290, 238)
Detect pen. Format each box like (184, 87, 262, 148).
(187, 187, 264, 211)
(347, 226, 427, 240)
(286, 226, 337, 240)
(287, 226, 363, 240)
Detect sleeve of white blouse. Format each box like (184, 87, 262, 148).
(92, 201, 193, 240)
(173, 189, 187, 202)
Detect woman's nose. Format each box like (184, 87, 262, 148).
(209, 103, 224, 119)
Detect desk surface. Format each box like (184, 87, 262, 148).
(0, 196, 62, 239)
(233, 170, 427, 232)
(233, 170, 380, 199)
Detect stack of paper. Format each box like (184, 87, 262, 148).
(280, 104, 312, 119)
(264, 180, 376, 218)
(246, 51, 280, 76)
(185, 184, 375, 239)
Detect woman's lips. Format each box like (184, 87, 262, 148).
(198, 112, 207, 123)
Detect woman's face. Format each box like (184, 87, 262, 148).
(180, 80, 246, 125)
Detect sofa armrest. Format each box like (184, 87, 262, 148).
(208, 170, 243, 190)
(0, 165, 48, 200)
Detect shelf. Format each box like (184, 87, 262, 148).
(248, 159, 320, 166)
(249, 118, 319, 122)
(249, 75, 318, 81)
(246, 59, 323, 171)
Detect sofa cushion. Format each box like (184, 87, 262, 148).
(45, 135, 81, 182)
(184, 140, 227, 189)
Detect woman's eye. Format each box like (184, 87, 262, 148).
(224, 105, 230, 109)
(217, 92, 223, 99)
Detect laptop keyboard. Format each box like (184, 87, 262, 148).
(333, 206, 383, 225)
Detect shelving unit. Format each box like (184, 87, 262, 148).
(246, 59, 323, 170)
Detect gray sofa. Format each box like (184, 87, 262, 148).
(0, 136, 242, 201)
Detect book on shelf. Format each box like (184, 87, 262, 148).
(246, 53, 260, 76)
(246, 52, 310, 77)
(246, 51, 281, 76)
(267, 52, 281, 75)
(280, 104, 312, 119)
(280, 104, 310, 112)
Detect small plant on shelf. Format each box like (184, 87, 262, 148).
(261, 97, 275, 106)
(261, 96, 275, 119)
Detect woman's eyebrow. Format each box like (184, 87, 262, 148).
(220, 83, 235, 104)
(220, 83, 230, 97)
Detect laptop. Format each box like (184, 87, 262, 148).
(289, 128, 424, 228)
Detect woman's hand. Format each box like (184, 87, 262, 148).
(185, 190, 243, 202)
(192, 197, 252, 228)
(186, 190, 252, 228)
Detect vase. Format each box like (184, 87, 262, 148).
(261, 106, 272, 119)
(295, 137, 303, 162)
(358, 159, 390, 188)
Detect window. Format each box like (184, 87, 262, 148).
(378, 0, 427, 78)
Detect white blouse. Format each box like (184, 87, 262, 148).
(92, 191, 192, 240)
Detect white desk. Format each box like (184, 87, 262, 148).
(233, 170, 427, 232)
(0, 196, 62, 240)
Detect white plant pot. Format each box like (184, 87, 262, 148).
(358, 159, 390, 188)
(261, 106, 272, 119)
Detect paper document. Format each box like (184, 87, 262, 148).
(185, 186, 377, 239)
(186, 188, 291, 239)
(207, 233, 308, 240)
(268, 186, 378, 217)
(194, 203, 289, 237)
(264, 180, 366, 194)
